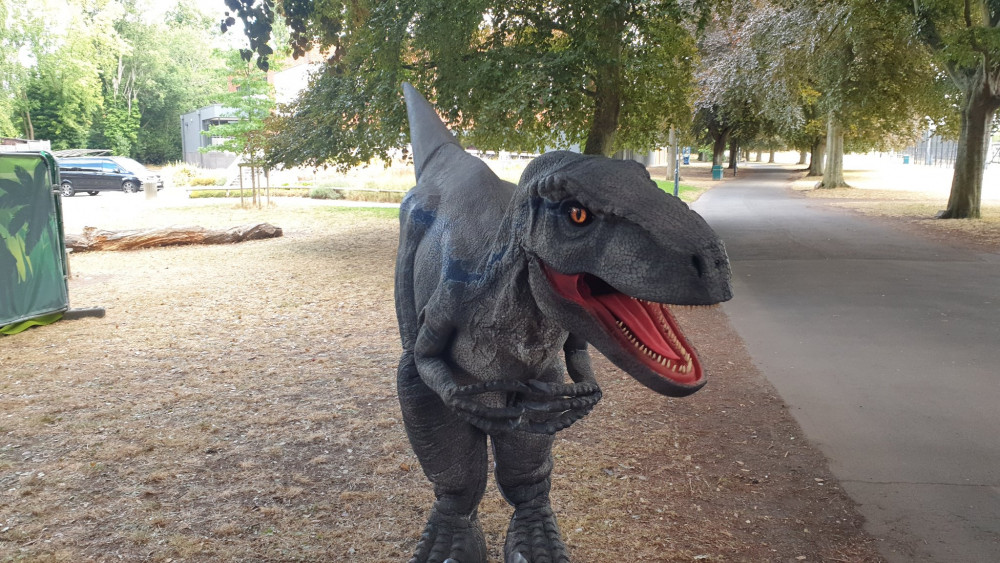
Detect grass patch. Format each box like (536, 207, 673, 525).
(315, 206, 400, 220)
(654, 180, 707, 202)
(336, 190, 407, 203)
(189, 187, 311, 199)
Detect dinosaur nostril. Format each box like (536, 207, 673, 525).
(692, 254, 705, 278)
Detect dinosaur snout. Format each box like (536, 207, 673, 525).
(689, 240, 732, 303)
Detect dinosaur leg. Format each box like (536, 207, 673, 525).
(493, 431, 569, 563)
(398, 352, 489, 563)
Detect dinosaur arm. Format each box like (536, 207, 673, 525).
(413, 313, 528, 432)
(413, 316, 601, 434)
(563, 334, 598, 385)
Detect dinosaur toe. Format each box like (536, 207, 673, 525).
(409, 506, 487, 563)
(503, 504, 569, 563)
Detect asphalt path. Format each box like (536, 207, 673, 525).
(692, 164, 1000, 562)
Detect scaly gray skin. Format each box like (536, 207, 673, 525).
(395, 83, 732, 563)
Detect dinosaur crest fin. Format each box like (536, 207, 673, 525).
(402, 82, 460, 181)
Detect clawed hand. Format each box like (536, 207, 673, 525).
(442, 378, 602, 434)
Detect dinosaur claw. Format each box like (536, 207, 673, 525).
(504, 504, 570, 562)
(441, 378, 602, 434)
(410, 505, 487, 563)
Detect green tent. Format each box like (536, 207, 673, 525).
(0, 151, 70, 334)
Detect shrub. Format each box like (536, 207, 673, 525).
(167, 163, 198, 186)
(309, 187, 344, 200)
(189, 176, 225, 186)
(188, 190, 231, 198)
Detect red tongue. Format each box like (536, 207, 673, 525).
(545, 270, 682, 362)
(594, 293, 682, 361)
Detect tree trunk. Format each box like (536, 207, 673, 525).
(768, 149, 776, 163)
(65, 224, 283, 252)
(22, 110, 34, 140)
(808, 137, 825, 176)
(712, 131, 730, 166)
(583, 7, 625, 156)
(819, 116, 848, 188)
(728, 139, 738, 170)
(666, 126, 677, 182)
(755, 150, 762, 162)
(939, 75, 1000, 219)
(798, 150, 807, 165)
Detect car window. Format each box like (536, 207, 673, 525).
(113, 157, 148, 174)
(102, 162, 119, 173)
(61, 160, 98, 171)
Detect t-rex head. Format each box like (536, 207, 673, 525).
(519, 151, 733, 397)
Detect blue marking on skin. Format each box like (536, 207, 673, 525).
(446, 258, 481, 283)
(487, 249, 505, 267)
(410, 207, 436, 225)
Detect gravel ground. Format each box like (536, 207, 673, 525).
(3, 157, 961, 562)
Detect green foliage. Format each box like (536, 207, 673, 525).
(694, 0, 949, 156)
(189, 176, 226, 187)
(903, 0, 1000, 218)
(246, 0, 706, 169)
(308, 187, 344, 200)
(1, 0, 228, 163)
(95, 98, 140, 156)
(203, 50, 277, 163)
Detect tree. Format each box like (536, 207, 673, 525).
(204, 50, 276, 158)
(0, 0, 37, 137)
(811, 1, 946, 189)
(204, 49, 277, 207)
(226, 0, 705, 169)
(904, 0, 1000, 219)
(25, 32, 105, 150)
(693, 2, 814, 171)
(88, 0, 230, 161)
(1, 0, 228, 161)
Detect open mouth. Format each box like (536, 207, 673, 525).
(543, 265, 703, 386)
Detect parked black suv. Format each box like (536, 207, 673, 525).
(57, 156, 164, 197)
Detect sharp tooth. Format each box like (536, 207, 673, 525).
(659, 357, 667, 366)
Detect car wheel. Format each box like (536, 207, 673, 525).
(88, 191, 99, 196)
(60, 181, 75, 197)
(122, 180, 138, 193)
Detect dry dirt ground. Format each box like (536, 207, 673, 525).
(2, 160, 953, 562)
(791, 160, 1000, 251)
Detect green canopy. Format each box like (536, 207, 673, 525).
(0, 152, 70, 333)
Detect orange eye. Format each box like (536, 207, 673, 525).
(569, 206, 591, 225)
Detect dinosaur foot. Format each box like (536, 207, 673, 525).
(503, 504, 569, 563)
(408, 506, 487, 563)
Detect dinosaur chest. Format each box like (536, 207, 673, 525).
(447, 312, 568, 385)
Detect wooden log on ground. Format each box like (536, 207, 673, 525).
(65, 223, 283, 252)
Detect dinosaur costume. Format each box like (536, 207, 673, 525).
(395, 83, 733, 562)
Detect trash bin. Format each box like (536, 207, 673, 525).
(902, 155, 910, 164)
(711, 165, 724, 180)
(683, 155, 690, 165)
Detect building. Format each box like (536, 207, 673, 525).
(180, 49, 325, 169)
(179, 105, 239, 169)
(0, 138, 51, 153)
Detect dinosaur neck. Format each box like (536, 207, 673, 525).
(470, 195, 545, 327)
